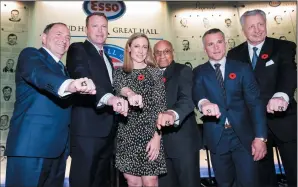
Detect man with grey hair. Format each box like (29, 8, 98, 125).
(227, 9, 297, 187)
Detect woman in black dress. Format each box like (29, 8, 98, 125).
(113, 33, 167, 187)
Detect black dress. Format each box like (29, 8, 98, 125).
(113, 66, 167, 176)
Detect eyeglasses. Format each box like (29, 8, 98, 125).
(154, 49, 172, 57)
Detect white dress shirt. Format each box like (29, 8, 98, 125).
(247, 41, 289, 103)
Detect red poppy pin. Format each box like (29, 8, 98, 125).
(162, 77, 166, 83)
(229, 73, 236, 80)
(261, 53, 269, 60)
(137, 74, 145, 81)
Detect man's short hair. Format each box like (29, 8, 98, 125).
(2, 86, 12, 93)
(202, 28, 225, 45)
(240, 9, 266, 27)
(11, 9, 19, 14)
(43, 22, 67, 34)
(182, 39, 189, 44)
(7, 33, 17, 40)
(86, 13, 108, 27)
(0, 115, 9, 120)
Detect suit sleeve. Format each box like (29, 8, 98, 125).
(66, 43, 107, 104)
(18, 48, 68, 97)
(242, 64, 267, 138)
(169, 66, 195, 124)
(192, 66, 208, 109)
(276, 41, 297, 99)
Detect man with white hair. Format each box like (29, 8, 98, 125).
(227, 9, 297, 187)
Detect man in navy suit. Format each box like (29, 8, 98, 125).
(227, 9, 297, 187)
(193, 28, 267, 187)
(5, 22, 97, 187)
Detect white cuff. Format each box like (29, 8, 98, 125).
(58, 79, 74, 97)
(198, 99, 209, 112)
(168, 110, 180, 125)
(97, 93, 114, 107)
(272, 92, 289, 103)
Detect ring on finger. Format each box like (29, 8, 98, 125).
(81, 81, 87, 86)
(278, 106, 284, 111)
(165, 121, 170, 125)
(207, 109, 211, 113)
(117, 102, 122, 106)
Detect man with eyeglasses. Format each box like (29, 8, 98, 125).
(154, 40, 202, 187)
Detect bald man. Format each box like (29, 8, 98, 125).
(154, 40, 202, 187)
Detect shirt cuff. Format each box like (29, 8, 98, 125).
(198, 99, 209, 112)
(58, 79, 74, 97)
(168, 110, 180, 125)
(97, 93, 114, 107)
(272, 92, 289, 103)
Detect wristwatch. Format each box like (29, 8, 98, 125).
(255, 137, 267, 143)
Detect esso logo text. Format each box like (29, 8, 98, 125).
(83, 1, 126, 21)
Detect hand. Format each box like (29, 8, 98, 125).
(146, 134, 161, 161)
(127, 91, 143, 108)
(267, 97, 288, 113)
(107, 96, 128, 116)
(156, 110, 176, 130)
(251, 138, 267, 161)
(67, 77, 96, 95)
(201, 100, 221, 118)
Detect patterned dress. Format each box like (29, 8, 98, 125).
(113, 66, 167, 176)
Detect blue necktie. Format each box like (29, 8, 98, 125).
(57, 61, 66, 75)
(252, 47, 258, 69)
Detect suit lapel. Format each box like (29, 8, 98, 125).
(224, 60, 234, 106)
(254, 37, 273, 75)
(84, 40, 112, 84)
(39, 48, 66, 76)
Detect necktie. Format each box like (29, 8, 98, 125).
(252, 47, 258, 69)
(57, 61, 66, 75)
(99, 50, 103, 57)
(214, 63, 226, 99)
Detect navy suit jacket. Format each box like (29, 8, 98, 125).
(193, 59, 267, 153)
(5, 47, 71, 158)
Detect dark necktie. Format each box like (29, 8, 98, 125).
(214, 63, 226, 99)
(99, 50, 103, 57)
(57, 61, 66, 75)
(252, 47, 258, 69)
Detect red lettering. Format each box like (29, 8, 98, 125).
(98, 3, 104, 11)
(105, 3, 112, 11)
(90, 1, 97, 11)
(112, 4, 119, 12)
(89, 2, 120, 12)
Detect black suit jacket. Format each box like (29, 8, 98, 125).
(227, 37, 297, 142)
(66, 40, 115, 137)
(162, 61, 202, 158)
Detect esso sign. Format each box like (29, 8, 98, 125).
(83, 1, 126, 21)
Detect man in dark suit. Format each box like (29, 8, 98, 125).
(5, 22, 96, 187)
(227, 9, 297, 187)
(193, 28, 267, 187)
(154, 40, 202, 187)
(66, 13, 128, 187)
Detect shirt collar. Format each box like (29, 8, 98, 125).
(87, 38, 104, 51)
(209, 56, 226, 69)
(247, 40, 265, 51)
(42, 47, 60, 62)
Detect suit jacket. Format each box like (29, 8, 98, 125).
(227, 37, 297, 142)
(162, 62, 202, 158)
(66, 40, 115, 137)
(192, 59, 267, 153)
(5, 47, 71, 158)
